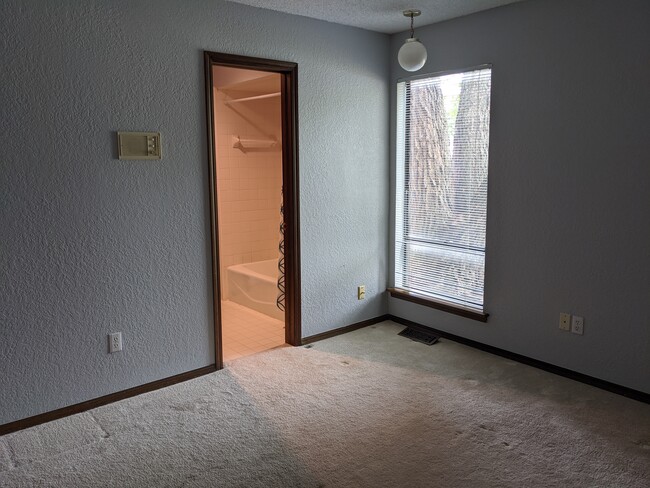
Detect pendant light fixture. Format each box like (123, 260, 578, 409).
(398, 9, 427, 72)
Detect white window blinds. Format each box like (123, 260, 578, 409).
(395, 67, 492, 311)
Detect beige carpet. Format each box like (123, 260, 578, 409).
(1, 321, 649, 487)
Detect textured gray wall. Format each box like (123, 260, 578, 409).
(388, 0, 650, 393)
(0, 0, 389, 424)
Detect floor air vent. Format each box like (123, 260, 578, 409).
(398, 327, 440, 346)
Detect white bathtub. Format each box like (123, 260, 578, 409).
(227, 259, 284, 321)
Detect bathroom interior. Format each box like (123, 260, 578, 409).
(212, 65, 286, 362)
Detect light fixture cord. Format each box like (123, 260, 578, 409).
(410, 13, 415, 38)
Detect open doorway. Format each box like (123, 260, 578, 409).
(204, 52, 300, 368)
(213, 66, 285, 361)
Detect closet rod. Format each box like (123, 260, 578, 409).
(225, 92, 281, 105)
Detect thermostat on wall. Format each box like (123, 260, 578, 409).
(117, 131, 161, 160)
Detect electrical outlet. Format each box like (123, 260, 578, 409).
(109, 332, 123, 353)
(357, 285, 366, 300)
(559, 313, 571, 331)
(571, 316, 584, 335)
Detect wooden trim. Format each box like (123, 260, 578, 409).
(202, 52, 297, 72)
(387, 287, 489, 322)
(0, 365, 217, 437)
(203, 53, 223, 369)
(203, 51, 301, 351)
(388, 315, 649, 404)
(281, 62, 301, 346)
(302, 315, 391, 345)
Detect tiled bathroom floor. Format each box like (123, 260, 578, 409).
(221, 300, 286, 362)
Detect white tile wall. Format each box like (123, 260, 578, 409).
(213, 86, 283, 299)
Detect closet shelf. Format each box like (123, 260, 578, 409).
(232, 135, 277, 151)
(224, 92, 281, 105)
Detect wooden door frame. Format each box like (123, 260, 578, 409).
(203, 51, 301, 369)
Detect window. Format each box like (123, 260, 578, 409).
(394, 67, 492, 315)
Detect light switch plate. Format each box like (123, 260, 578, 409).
(118, 131, 161, 160)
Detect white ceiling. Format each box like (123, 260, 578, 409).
(225, 0, 526, 34)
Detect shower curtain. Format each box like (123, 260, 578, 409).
(276, 188, 285, 313)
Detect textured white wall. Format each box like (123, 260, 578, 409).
(0, 0, 389, 424)
(388, 0, 650, 393)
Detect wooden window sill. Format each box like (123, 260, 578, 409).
(387, 287, 489, 323)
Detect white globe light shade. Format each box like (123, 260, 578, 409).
(398, 38, 427, 72)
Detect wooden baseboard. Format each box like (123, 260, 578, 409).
(301, 314, 391, 345)
(0, 364, 217, 436)
(4, 311, 646, 437)
(388, 314, 649, 404)
(1, 314, 391, 436)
